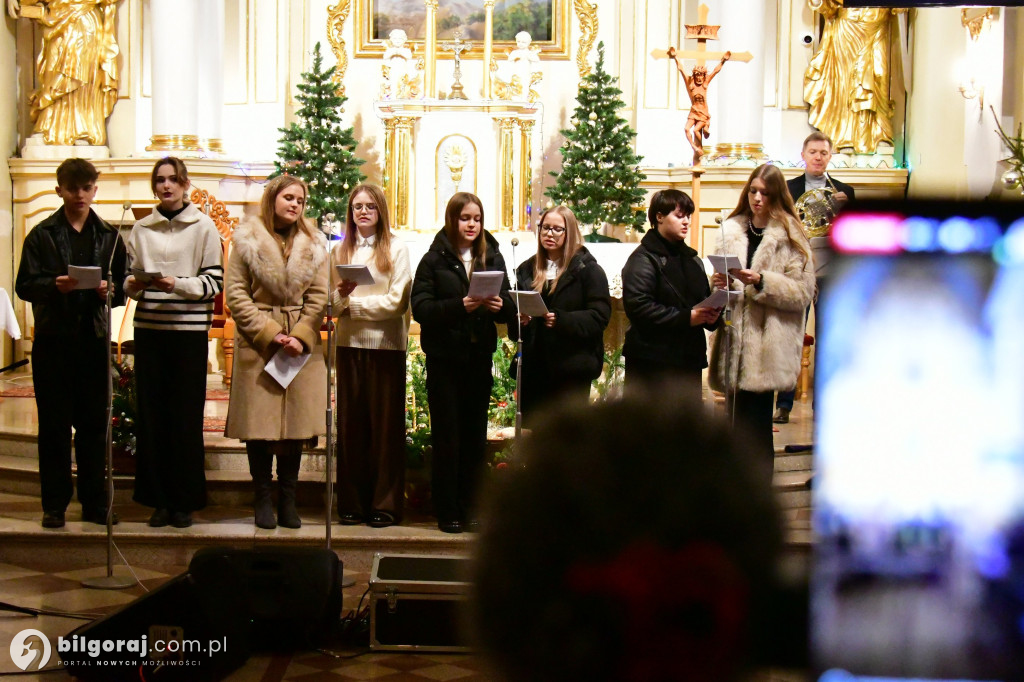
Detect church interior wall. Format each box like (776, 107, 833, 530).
(1, 15, 16, 363)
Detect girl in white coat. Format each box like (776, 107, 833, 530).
(709, 164, 815, 472)
(330, 184, 412, 528)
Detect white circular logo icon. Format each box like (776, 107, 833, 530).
(9, 629, 51, 671)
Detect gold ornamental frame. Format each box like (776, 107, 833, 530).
(327, 0, 598, 82)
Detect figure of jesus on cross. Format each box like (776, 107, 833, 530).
(656, 3, 752, 167)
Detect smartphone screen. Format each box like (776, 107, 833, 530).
(812, 203, 1024, 681)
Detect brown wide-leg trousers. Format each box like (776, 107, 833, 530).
(335, 346, 407, 521)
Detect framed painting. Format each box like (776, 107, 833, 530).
(351, 0, 573, 60)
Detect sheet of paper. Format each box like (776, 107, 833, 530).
(512, 290, 549, 317)
(334, 264, 375, 286)
(131, 268, 163, 284)
(263, 347, 312, 389)
(467, 271, 504, 299)
(708, 255, 743, 274)
(68, 265, 101, 290)
(693, 288, 740, 310)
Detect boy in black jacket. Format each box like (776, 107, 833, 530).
(16, 158, 126, 528)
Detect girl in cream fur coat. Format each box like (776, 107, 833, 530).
(709, 164, 815, 470)
(224, 175, 328, 529)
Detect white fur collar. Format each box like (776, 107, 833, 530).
(232, 217, 327, 301)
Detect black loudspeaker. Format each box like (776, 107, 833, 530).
(62, 553, 251, 681)
(189, 546, 344, 650)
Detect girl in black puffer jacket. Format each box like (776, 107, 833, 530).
(510, 206, 610, 425)
(411, 192, 513, 534)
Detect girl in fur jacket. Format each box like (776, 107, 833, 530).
(224, 176, 329, 529)
(709, 164, 815, 469)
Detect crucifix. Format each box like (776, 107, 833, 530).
(442, 31, 473, 100)
(653, 3, 752, 168)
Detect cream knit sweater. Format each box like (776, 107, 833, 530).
(330, 235, 411, 351)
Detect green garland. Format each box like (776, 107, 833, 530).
(111, 361, 137, 454)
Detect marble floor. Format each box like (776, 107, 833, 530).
(0, 368, 814, 680)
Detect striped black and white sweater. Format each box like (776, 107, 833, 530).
(124, 202, 224, 331)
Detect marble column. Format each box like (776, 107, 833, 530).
(148, 0, 201, 152)
(196, 0, 225, 154)
(424, 1, 438, 99)
(707, 0, 766, 163)
(483, 1, 495, 99)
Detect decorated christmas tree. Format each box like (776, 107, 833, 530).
(272, 42, 365, 225)
(546, 42, 647, 239)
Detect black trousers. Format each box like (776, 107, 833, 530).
(336, 346, 407, 520)
(425, 354, 493, 523)
(132, 328, 209, 512)
(519, 363, 592, 429)
(734, 389, 776, 480)
(624, 356, 703, 407)
(32, 334, 108, 514)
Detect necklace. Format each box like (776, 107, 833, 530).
(747, 217, 765, 237)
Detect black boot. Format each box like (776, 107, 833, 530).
(247, 443, 276, 529)
(276, 444, 302, 529)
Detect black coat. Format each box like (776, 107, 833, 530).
(510, 246, 611, 382)
(411, 229, 513, 359)
(787, 174, 855, 202)
(622, 229, 713, 370)
(16, 208, 126, 338)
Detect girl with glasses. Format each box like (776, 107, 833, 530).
(510, 206, 610, 425)
(411, 192, 513, 534)
(330, 184, 412, 529)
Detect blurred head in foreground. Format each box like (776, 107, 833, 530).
(472, 392, 784, 682)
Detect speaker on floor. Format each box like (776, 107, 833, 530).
(189, 546, 344, 650)
(62, 553, 251, 681)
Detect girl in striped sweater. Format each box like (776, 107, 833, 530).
(125, 157, 223, 528)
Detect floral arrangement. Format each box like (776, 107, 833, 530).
(993, 106, 1024, 192)
(489, 339, 518, 428)
(111, 361, 137, 454)
(405, 338, 432, 471)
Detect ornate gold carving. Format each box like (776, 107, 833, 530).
(962, 8, 998, 41)
(393, 116, 418, 228)
(709, 143, 767, 162)
(573, 0, 599, 78)
(189, 188, 238, 241)
(496, 117, 518, 229)
(20, 0, 120, 146)
(444, 144, 467, 187)
(326, 1, 352, 96)
(201, 138, 225, 154)
(519, 120, 535, 230)
(146, 134, 202, 152)
(805, 0, 900, 155)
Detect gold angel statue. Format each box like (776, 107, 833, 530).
(7, 0, 120, 146)
(804, 0, 903, 155)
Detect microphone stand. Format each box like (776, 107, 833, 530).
(510, 239, 523, 443)
(83, 202, 135, 590)
(321, 214, 353, 588)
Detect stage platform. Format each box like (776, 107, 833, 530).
(0, 367, 813, 573)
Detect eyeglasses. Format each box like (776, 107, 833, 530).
(352, 203, 378, 213)
(540, 225, 566, 235)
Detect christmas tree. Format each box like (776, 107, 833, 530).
(546, 42, 647, 239)
(272, 42, 365, 225)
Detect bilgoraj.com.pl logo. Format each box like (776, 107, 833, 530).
(10, 628, 224, 671)
(9, 629, 51, 671)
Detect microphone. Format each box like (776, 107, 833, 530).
(511, 238, 519, 247)
(122, 200, 132, 211)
